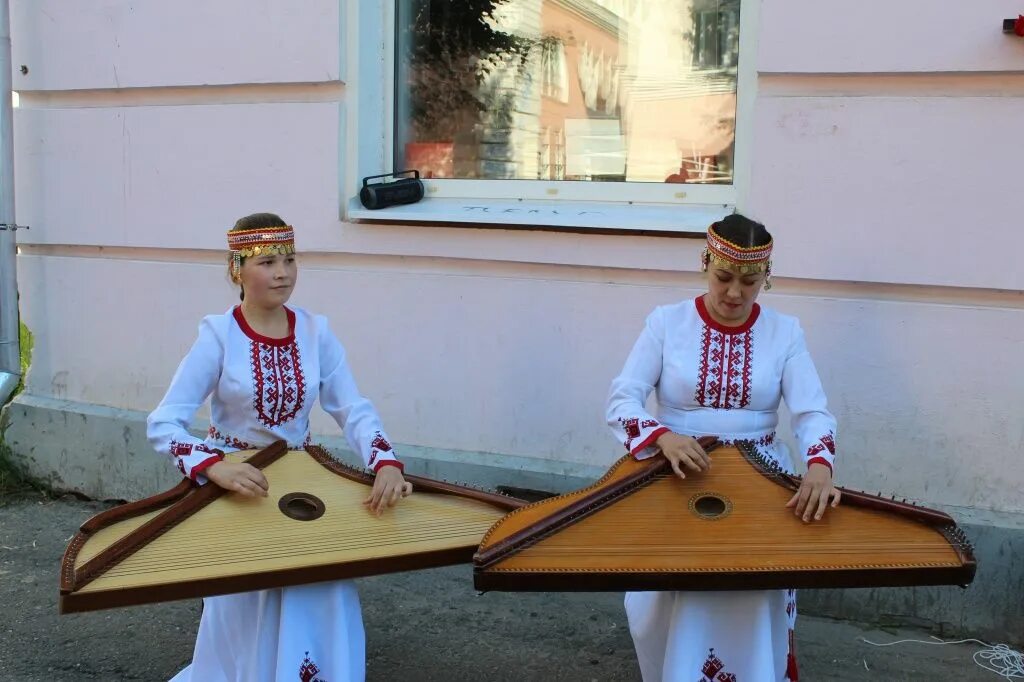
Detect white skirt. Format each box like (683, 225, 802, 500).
(170, 580, 364, 682)
(625, 589, 798, 682)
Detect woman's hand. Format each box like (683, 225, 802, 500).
(786, 462, 841, 522)
(655, 432, 711, 479)
(364, 465, 413, 517)
(206, 460, 269, 498)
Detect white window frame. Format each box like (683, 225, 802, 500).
(343, 0, 758, 234)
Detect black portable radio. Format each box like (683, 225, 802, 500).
(358, 170, 425, 210)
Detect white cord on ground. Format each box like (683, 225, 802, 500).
(860, 635, 1024, 680)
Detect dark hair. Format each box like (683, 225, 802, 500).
(228, 212, 289, 301)
(712, 213, 772, 248)
(231, 212, 288, 232)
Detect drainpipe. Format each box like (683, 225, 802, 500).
(0, 0, 21, 405)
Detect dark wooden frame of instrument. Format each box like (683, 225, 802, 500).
(473, 439, 977, 592)
(60, 441, 526, 614)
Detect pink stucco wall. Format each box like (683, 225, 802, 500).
(9, 1, 1024, 518)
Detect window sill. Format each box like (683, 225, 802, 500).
(346, 197, 731, 236)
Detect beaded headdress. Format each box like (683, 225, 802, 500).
(227, 225, 295, 280)
(701, 221, 773, 289)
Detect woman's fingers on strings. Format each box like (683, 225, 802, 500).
(233, 479, 258, 497)
(368, 489, 384, 515)
(668, 455, 686, 479)
(794, 486, 811, 518)
(691, 442, 710, 469)
(245, 469, 269, 492)
(831, 488, 842, 506)
(364, 486, 383, 510)
(811, 486, 831, 521)
(248, 477, 268, 497)
(678, 449, 702, 472)
(401, 481, 413, 497)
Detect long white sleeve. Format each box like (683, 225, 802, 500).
(606, 308, 670, 459)
(316, 318, 401, 471)
(781, 319, 838, 472)
(147, 319, 225, 479)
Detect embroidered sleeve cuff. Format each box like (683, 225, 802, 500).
(619, 417, 669, 459)
(373, 459, 404, 473)
(169, 441, 224, 480)
(632, 426, 670, 459)
(806, 456, 833, 474)
(804, 433, 836, 474)
(366, 431, 400, 471)
(189, 452, 225, 480)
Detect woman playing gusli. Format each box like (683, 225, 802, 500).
(148, 212, 410, 681)
(606, 213, 841, 681)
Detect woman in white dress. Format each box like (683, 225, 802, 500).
(606, 214, 842, 681)
(148, 213, 410, 682)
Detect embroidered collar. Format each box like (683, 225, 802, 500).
(232, 306, 296, 347)
(695, 295, 760, 334)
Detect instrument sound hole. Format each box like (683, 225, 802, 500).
(690, 493, 730, 520)
(278, 492, 326, 521)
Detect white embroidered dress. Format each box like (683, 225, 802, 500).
(606, 296, 837, 682)
(148, 305, 401, 682)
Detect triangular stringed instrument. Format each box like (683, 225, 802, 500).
(474, 439, 976, 592)
(60, 441, 525, 613)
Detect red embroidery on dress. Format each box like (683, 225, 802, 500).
(783, 589, 800, 679)
(371, 432, 393, 452)
(821, 432, 835, 455)
(807, 431, 836, 459)
(299, 651, 326, 682)
(250, 340, 306, 428)
(694, 325, 753, 410)
(208, 427, 254, 450)
(176, 458, 186, 475)
(722, 431, 775, 448)
(695, 324, 712, 405)
(169, 441, 192, 457)
(699, 648, 736, 681)
(369, 432, 393, 466)
(640, 419, 658, 429)
(618, 417, 641, 450)
(208, 426, 310, 451)
(740, 330, 753, 407)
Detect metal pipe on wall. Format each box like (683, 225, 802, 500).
(0, 0, 22, 405)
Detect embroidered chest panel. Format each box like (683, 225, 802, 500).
(693, 325, 754, 410)
(249, 340, 307, 427)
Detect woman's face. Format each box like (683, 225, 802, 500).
(238, 252, 297, 308)
(704, 264, 764, 325)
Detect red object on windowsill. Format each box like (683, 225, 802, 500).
(1004, 15, 1024, 36)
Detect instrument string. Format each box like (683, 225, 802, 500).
(91, 504, 500, 554)
(137, 512, 500, 550)
(102, 525, 496, 576)
(101, 532, 490, 579)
